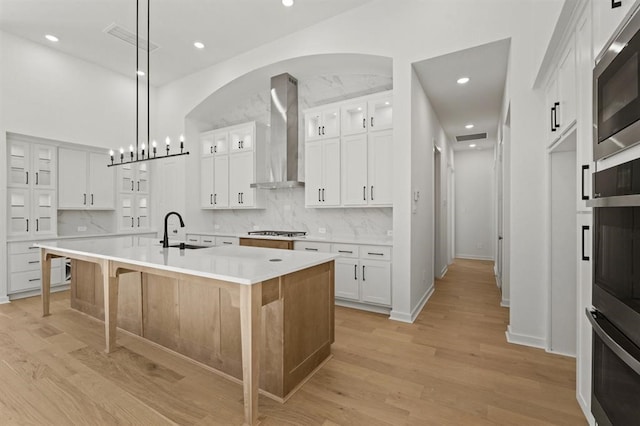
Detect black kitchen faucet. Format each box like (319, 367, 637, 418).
(162, 211, 185, 248)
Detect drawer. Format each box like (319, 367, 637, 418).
(185, 234, 202, 244)
(294, 241, 331, 253)
(360, 245, 391, 261)
(200, 236, 216, 246)
(217, 236, 239, 246)
(9, 241, 42, 254)
(9, 253, 63, 273)
(332, 243, 359, 258)
(9, 267, 62, 293)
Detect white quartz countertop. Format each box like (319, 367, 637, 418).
(35, 236, 338, 285)
(189, 230, 393, 246)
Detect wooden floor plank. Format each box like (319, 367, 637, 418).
(0, 259, 586, 425)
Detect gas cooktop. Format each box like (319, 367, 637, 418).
(247, 230, 307, 237)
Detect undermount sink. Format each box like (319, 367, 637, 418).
(167, 243, 208, 250)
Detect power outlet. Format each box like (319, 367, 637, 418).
(77, 226, 87, 232)
(318, 227, 326, 234)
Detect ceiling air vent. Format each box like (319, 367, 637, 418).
(456, 133, 487, 142)
(104, 23, 160, 52)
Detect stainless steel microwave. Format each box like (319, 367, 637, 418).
(594, 7, 640, 161)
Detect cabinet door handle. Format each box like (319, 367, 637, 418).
(35, 172, 39, 185)
(368, 252, 384, 256)
(322, 188, 325, 202)
(322, 126, 325, 135)
(318, 189, 322, 202)
(137, 217, 140, 227)
(214, 145, 217, 153)
(581, 165, 589, 201)
(28, 278, 41, 282)
(36, 218, 39, 232)
(28, 260, 40, 264)
(137, 181, 140, 191)
(362, 265, 366, 281)
(210, 146, 213, 154)
(318, 126, 321, 136)
(238, 193, 240, 204)
(371, 185, 374, 201)
(26, 219, 29, 232)
(338, 250, 353, 254)
(363, 186, 366, 201)
(214, 193, 217, 205)
(554, 102, 560, 129)
(305, 247, 318, 251)
(83, 193, 87, 205)
(612, 0, 622, 8)
(25, 171, 29, 185)
(582, 225, 590, 261)
(354, 264, 358, 280)
(210, 194, 213, 205)
(131, 217, 134, 228)
(91, 194, 94, 205)
(362, 118, 366, 129)
(550, 107, 556, 132)
(371, 117, 374, 128)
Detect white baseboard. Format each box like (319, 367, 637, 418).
(389, 284, 434, 323)
(546, 348, 576, 358)
(455, 254, 494, 261)
(577, 391, 595, 426)
(500, 298, 510, 307)
(505, 325, 546, 349)
(334, 299, 391, 315)
(0, 296, 10, 304)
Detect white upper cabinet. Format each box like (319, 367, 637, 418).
(593, 0, 636, 61)
(368, 94, 393, 131)
(558, 36, 577, 132)
(230, 124, 254, 152)
(304, 90, 393, 208)
(546, 76, 560, 145)
(304, 106, 340, 141)
(8, 141, 56, 189)
(341, 100, 368, 136)
(59, 148, 115, 210)
(305, 138, 341, 207)
(198, 121, 264, 210)
(119, 193, 149, 230)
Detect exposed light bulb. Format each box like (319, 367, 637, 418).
(457, 77, 470, 84)
(194, 41, 205, 49)
(45, 34, 59, 42)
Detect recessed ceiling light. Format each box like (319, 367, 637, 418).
(465, 124, 474, 129)
(457, 77, 470, 85)
(136, 70, 145, 76)
(469, 143, 477, 148)
(282, 0, 294, 6)
(45, 34, 59, 42)
(385, 101, 390, 105)
(194, 41, 205, 49)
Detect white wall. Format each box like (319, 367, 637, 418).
(0, 31, 157, 301)
(454, 148, 495, 260)
(154, 0, 563, 327)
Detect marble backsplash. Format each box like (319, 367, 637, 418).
(200, 187, 392, 239)
(57, 210, 116, 236)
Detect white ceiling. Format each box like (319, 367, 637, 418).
(0, 0, 372, 86)
(413, 39, 510, 151)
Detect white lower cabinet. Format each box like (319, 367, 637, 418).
(319, 242, 392, 308)
(7, 241, 64, 295)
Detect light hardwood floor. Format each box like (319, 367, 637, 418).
(0, 259, 586, 425)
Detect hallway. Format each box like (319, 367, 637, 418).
(0, 259, 585, 425)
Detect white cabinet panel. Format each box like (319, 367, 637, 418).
(229, 151, 255, 207)
(341, 134, 368, 206)
(230, 124, 254, 152)
(305, 141, 323, 207)
(8, 188, 31, 237)
(32, 144, 56, 189)
(304, 139, 340, 206)
(8, 141, 30, 187)
(201, 157, 215, 208)
(323, 139, 341, 206)
(341, 101, 368, 136)
(368, 130, 393, 206)
(88, 152, 115, 209)
(304, 106, 340, 141)
(558, 37, 577, 132)
(201, 131, 215, 156)
(58, 148, 88, 209)
(360, 259, 391, 306)
(214, 155, 229, 208)
(335, 258, 360, 301)
(368, 95, 393, 131)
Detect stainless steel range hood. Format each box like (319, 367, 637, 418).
(250, 73, 304, 189)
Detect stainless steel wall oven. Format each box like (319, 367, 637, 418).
(588, 158, 640, 425)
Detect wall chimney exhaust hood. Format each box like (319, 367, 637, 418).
(250, 73, 304, 189)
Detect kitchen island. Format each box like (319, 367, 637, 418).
(37, 236, 337, 426)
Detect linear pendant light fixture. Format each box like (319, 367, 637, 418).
(108, 0, 189, 167)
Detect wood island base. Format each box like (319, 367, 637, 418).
(69, 259, 335, 401)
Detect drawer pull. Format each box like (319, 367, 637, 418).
(28, 246, 39, 250)
(305, 247, 319, 251)
(368, 252, 385, 256)
(28, 260, 40, 264)
(188, 239, 198, 242)
(28, 278, 41, 282)
(203, 239, 213, 243)
(338, 250, 353, 254)
(222, 241, 233, 245)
